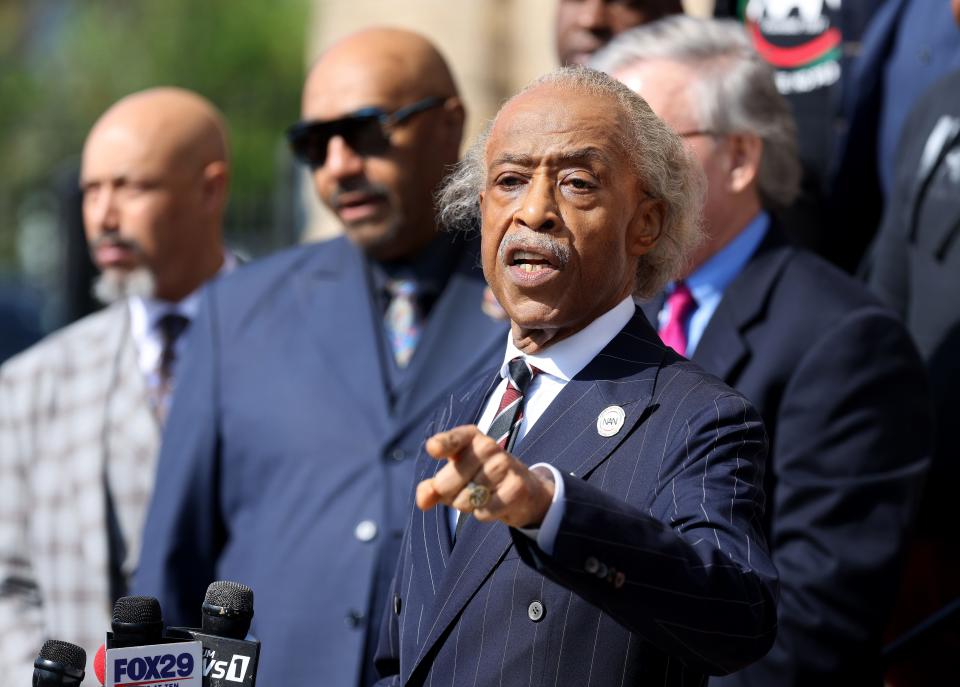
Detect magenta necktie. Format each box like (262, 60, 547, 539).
(658, 282, 697, 356)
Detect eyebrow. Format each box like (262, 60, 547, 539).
(490, 146, 614, 169)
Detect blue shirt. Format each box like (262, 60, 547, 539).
(657, 213, 769, 356)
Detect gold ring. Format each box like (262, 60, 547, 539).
(467, 482, 490, 509)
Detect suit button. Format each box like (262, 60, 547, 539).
(527, 600, 545, 622)
(595, 563, 608, 579)
(354, 520, 378, 542)
(345, 609, 365, 628)
(584, 557, 599, 574)
(389, 448, 406, 462)
(614, 571, 626, 589)
(393, 594, 402, 616)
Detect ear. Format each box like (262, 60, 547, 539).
(725, 133, 762, 195)
(199, 161, 229, 211)
(626, 196, 665, 258)
(440, 96, 466, 150)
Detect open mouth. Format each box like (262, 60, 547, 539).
(510, 250, 557, 273)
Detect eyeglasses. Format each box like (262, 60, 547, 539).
(675, 129, 722, 139)
(286, 96, 446, 167)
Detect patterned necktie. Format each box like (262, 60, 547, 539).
(487, 357, 538, 452)
(455, 358, 538, 541)
(658, 282, 697, 357)
(155, 313, 190, 419)
(384, 278, 423, 368)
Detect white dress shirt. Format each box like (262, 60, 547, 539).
(128, 253, 236, 382)
(451, 296, 635, 553)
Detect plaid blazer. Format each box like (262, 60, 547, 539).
(0, 302, 159, 685)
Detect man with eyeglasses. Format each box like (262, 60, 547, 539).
(596, 16, 932, 686)
(134, 27, 508, 687)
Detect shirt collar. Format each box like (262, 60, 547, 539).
(499, 296, 635, 383)
(129, 251, 236, 339)
(682, 211, 769, 305)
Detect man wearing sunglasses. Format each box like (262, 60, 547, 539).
(135, 27, 509, 687)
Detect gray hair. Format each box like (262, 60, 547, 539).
(437, 66, 704, 299)
(592, 15, 801, 209)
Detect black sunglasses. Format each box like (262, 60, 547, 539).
(286, 96, 446, 167)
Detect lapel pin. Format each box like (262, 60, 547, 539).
(596, 405, 626, 437)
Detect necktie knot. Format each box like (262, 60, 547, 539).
(156, 313, 190, 377)
(658, 282, 697, 357)
(506, 356, 537, 395)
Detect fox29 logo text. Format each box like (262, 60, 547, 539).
(105, 642, 202, 687)
(202, 648, 254, 686)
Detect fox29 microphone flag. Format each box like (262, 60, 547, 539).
(102, 595, 202, 687)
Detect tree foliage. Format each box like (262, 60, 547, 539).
(0, 0, 308, 263)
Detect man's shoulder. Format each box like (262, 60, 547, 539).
(213, 237, 348, 295)
(1, 304, 125, 381)
(754, 241, 895, 326)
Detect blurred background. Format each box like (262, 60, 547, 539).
(0, 0, 710, 362)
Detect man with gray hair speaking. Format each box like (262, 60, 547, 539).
(595, 16, 932, 686)
(373, 66, 779, 686)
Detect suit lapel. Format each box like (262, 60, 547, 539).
(391, 240, 507, 437)
(72, 306, 147, 595)
(408, 311, 666, 680)
(692, 230, 791, 382)
(294, 238, 392, 439)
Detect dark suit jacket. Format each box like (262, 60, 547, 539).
(643, 230, 932, 686)
(869, 69, 960, 535)
(134, 234, 509, 687)
(375, 311, 779, 687)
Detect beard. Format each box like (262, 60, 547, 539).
(92, 266, 157, 305)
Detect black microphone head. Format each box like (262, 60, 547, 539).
(33, 639, 85, 686)
(201, 580, 254, 639)
(111, 595, 164, 644)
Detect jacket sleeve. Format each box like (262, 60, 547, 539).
(717, 307, 932, 687)
(132, 285, 226, 628)
(513, 391, 779, 676)
(0, 362, 45, 686)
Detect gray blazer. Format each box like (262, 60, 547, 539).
(0, 302, 159, 685)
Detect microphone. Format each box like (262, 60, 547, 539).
(166, 581, 260, 686)
(108, 596, 164, 648)
(202, 580, 254, 639)
(103, 595, 202, 687)
(32, 639, 86, 687)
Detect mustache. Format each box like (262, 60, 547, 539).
(497, 232, 570, 268)
(89, 234, 145, 256)
(328, 182, 391, 207)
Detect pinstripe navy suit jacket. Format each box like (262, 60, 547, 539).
(375, 309, 779, 687)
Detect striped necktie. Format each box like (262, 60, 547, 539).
(454, 358, 538, 541)
(487, 357, 538, 452)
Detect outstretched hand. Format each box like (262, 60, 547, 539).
(415, 424, 555, 529)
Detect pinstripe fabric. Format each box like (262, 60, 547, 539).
(375, 310, 778, 687)
(0, 303, 159, 685)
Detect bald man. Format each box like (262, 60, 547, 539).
(0, 87, 232, 684)
(134, 28, 508, 687)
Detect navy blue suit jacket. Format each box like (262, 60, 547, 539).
(644, 231, 932, 686)
(375, 310, 779, 686)
(134, 235, 508, 687)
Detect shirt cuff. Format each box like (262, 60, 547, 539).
(516, 463, 566, 555)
